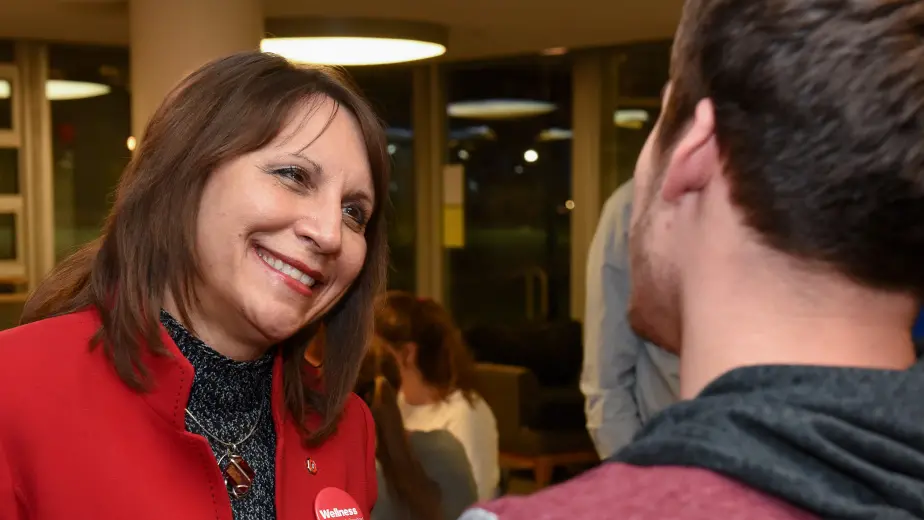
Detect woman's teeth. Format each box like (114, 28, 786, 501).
(257, 250, 316, 287)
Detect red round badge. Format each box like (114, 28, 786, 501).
(314, 487, 364, 520)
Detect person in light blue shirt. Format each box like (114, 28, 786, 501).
(580, 179, 680, 459)
(914, 310, 924, 358)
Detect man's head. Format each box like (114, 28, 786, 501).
(629, 0, 924, 353)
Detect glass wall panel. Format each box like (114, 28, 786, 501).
(0, 148, 17, 194)
(348, 65, 416, 292)
(0, 40, 20, 330)
(600, 41, 670, 198)
(0, 300, 23, 330)
(0, 79, 12, 131)
(444, 54, 573, 328)
(0, 41, 13, 63)
(48, 44, 131, 261)
(0, 40, 13, 131)
(0, 213, 15, 260)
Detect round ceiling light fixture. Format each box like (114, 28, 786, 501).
(448, 99, 556, 120)
(385, 127, 414, 142)
(538, 127, 573, 141)
(0, 79, 111, 101)
(46, 80, 111, 100)
(262, 18, 448, 66)
(614, 109, 650, 130)
(450, 125, 496, 141)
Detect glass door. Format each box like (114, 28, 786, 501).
(443, 55, 573, 328)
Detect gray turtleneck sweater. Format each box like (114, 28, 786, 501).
(160, 310, 277, 520)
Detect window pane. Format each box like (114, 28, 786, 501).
(0, 40, 13, 63)
(616, 41, 671, 99)
(348, 65, 416, 293)
(0, 213, 16, 260)
(0, 39, 13, 131)
(0, 78, 13, 130)
(600, 41, 670, 197)
(49, 44, 131, 262)
(0, 148, 17, 194)
(444, 55, 573, 327)
(0, 302, 23, 331)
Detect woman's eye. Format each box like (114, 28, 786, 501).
(274, 166, 306, 183)
(343, 205, 368, 227)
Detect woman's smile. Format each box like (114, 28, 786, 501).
(254, 245, 322, 297)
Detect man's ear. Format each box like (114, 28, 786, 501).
(661, 98, 719, 202)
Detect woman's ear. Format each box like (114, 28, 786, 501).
(402, 342, 419, 368)
(382, 341, 410, 370)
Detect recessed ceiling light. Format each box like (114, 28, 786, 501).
(0, 79, 111, 101)
(538, 128, 573, 141)
(262, 18, 448, 66)
(389, 126, 498, 143)
(448, 99, 556, 120)
(262, 37, 445, 66)
(385, 127, 414, 142)
(46, 80, 111, 100)
(449, 126, 496, 141)
(614, 109, 650, 129)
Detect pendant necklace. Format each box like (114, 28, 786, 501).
(185, 404, 265, 499)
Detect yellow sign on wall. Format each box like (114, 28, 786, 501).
(443, 164, 465, 248)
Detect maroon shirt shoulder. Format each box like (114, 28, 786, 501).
(464, 463, 816, 520)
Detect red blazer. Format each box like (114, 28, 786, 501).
(0, 309, 377, 520)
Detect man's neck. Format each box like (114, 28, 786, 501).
(678, 260, 918, 399)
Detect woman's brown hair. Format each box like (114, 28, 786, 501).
(374, 291, 477, 404)
(19, 51, 389, 444)
(356, 347, 443, 520)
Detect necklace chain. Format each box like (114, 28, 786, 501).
(185, 403, 266, 450)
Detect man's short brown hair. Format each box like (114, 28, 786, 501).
(659, 0, 924, 298)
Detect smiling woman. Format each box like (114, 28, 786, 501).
(0, 52, 389, 520)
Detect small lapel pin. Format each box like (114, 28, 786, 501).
(306, 457, 318, 475)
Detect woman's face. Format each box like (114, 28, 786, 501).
(193, 96, 375, 349)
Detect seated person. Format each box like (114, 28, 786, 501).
(374, 291, 500, 500)
(356, 346, 478, 520)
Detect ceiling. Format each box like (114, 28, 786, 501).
(0, 0, 683, 61)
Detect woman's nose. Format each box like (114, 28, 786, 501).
(294, 195, 343, 255)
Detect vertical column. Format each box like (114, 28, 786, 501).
(570, 52, 604, 321)
(412, 64, 446, 303)
(130, 0, 263, 140)
(17, 43, 55, 288)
